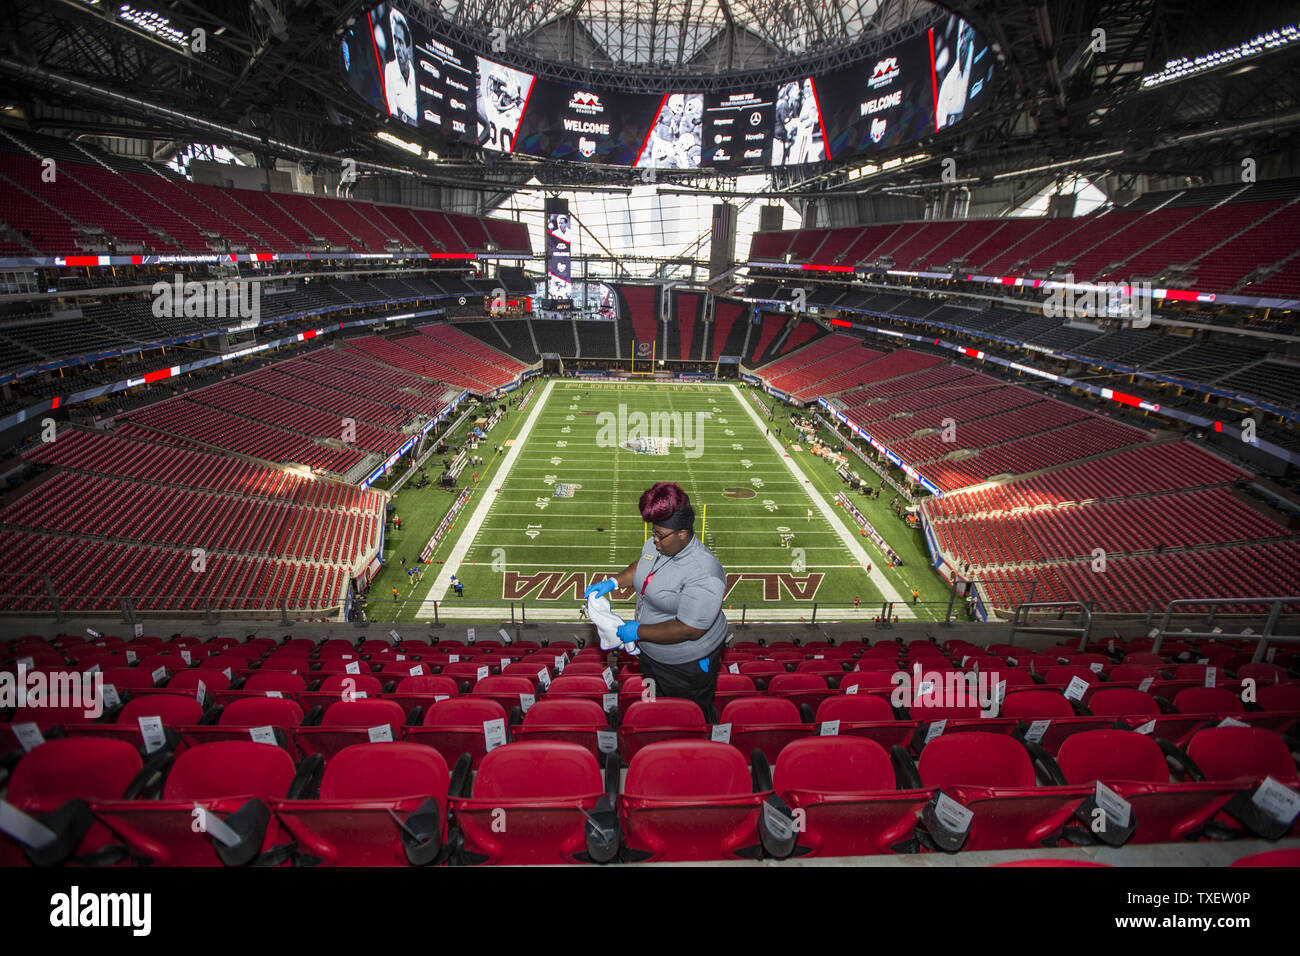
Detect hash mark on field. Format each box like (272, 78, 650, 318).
(609, 440, 619, 563)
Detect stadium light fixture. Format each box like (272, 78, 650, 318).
(376, 131, 424, 156)
(1140, 24, 1298, 89)
(990, 150, 1124, 181)
(117, 4, 190, 49)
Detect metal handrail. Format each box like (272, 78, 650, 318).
(1010, 600, 1094, 651)
(1152, 595, 1300, 662)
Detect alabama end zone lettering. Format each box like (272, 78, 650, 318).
(501, 571, 825, 601)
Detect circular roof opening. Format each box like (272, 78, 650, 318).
(429, 0, 938, 71)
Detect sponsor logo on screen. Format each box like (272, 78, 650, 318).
(869, 56, 901, 88)
(579, 136, 596, 157)
(568, 90, 603, 114)
(871, 117, 887, 142)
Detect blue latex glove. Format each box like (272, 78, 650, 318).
(616, 620, 640, 643)
(584, 578, 617, 599)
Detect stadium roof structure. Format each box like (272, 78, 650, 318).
(427, 0, 936, 70)
(0, 1, 1295, 193)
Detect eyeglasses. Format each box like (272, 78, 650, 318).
(651, 529, 680, 542)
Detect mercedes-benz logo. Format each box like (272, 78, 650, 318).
(458, 296, 467, 305)
(749, 111, 762, 126)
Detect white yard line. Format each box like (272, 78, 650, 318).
(431, 560, 864, 569)
(417, 605, 887, 623)
(729, 383, 916, 619)
(419, 377, 557, 609)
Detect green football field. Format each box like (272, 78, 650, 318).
(367, 378, 960, 624)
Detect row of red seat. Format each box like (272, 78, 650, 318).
(841, 375, 1040, 445)
(767, 344, 887, 397)
(5, 718, 1295, 865)
(768, 344, 949, 403)
(6, 655, 1293, 765)
(0, 147, 531, 258)
(0, 530, 346, 613)
(10, 435, 382, 579)
(390, 327, 526, 390)
(931, 487, 1287, 568)
(186, 380, 407, 456)
(826, 354, 1152, 491)
(238, 365, 413, 430)
(417, 324, 530, 386)
(746, 190, 1300, 296)
(754, 333, 862, 384)
(124, 399, 367, 475)
(22, 428, 311, 501)
(9, 632, 1291, 672)
(924, 441, 1245, 519)
(980, 540, 1300, 614)
(923, 418, 1152, 493)
(892, 401, 1090, 464)
(292, 348, 448, 410)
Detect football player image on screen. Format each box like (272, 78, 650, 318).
(773, 79, 824, 165)
(547, 271, 572, 300)
(679, 94, 703, 166)
(478, 58, 532, 153)
(381, 8, 418, 125)
(936, 18, 976, 129)
(547, 212, 571, 244)
(639, 93, 702, 169)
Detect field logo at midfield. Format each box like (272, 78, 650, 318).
(595, 403, 706, 460)
(501, 571, 823, 601)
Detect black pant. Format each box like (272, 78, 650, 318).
(636, 642, 725, 723)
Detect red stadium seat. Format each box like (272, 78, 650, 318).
(774, 735, 928, 857)
(718, 697, 807, 764)
(617, 698, 710, 760)
(451, 742, 614, 865)
(1237, 663, 1291, 686)
(471, 675, 539, 717)
(92, 741, 305, 866)
(406, 697, 510, 769)
(1173, 687, 1245, 716)
(275, 743, 452, 866)
(620, 741, 774, 862)
(243, 672, 308, 696)
(295, 699, 407, 762)
(1230, 849, 1300, 866)
(913, 732, 1083, 851)
(0, 737, 156, 866)
(766, 673, 834, 713)
(511, 698, 610, 758)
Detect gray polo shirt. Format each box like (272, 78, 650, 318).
(631, 534, 728, 665)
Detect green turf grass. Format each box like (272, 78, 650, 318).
(365, 378, 962, 625)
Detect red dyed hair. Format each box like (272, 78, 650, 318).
(639, 482, 690, 525)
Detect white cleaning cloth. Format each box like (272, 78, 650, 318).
(587, 589, 640, 656)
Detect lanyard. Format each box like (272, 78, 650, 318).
(640, 551, 678, 597)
